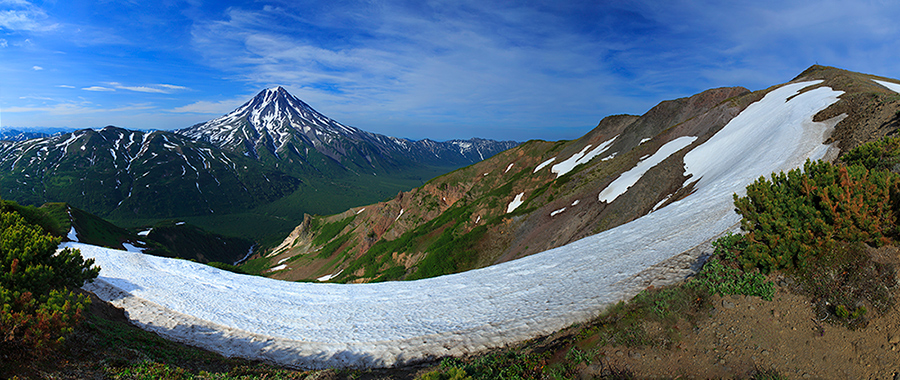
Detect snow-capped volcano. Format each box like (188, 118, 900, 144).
(179, 87, 370, 159)
(178, 87, 518, 173)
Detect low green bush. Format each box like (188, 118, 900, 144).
(690, 234, 775, 301)
(1, 202, 100, 358)
(733, 159, 899, 272)
(840, 135, 900, 171)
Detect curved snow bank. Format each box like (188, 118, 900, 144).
(78, 81, 844, 369)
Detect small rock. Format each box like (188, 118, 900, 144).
(748, 304, 755, 311)
(762, 350, 770, 356)
(772, 310, 780, 318)
(584, 364, 603, 376)
(722, 300, 736, 309)
(718, 358, 726, 365)
(629, 351, 642, 359)
(889, 335, 900, 344)
(615, 350, 624, 357)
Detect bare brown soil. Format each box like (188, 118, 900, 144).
(585, 290, 900, 379)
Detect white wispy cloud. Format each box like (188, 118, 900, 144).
(31, 65, 42, 70)
(105, 82, 191, 93)
(157, 84, 190, 91)
(82, 86, 115, 92)
(0, 0, 58, 32)
(57, 84, 75, 88)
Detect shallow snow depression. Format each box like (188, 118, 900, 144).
(78, 81, 844, 369)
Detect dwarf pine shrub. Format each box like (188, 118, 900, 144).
(840, 135, 900, 171)
(1, 202, 100, 356)
(732, 159, 899, 272)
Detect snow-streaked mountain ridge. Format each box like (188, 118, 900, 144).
(0, 126, 300, 218)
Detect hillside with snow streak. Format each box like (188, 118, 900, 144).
(74, 79, 848, 368)
(0, 127, 299, 219)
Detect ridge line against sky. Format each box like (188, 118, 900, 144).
(1, 0, 899, 141)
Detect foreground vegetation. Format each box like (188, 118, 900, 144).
(3, 136, 900, 378)
(0, 198, 99, 364)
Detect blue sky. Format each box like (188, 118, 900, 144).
(2, 0, 899, 141)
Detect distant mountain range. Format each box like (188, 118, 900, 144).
(0, 128, 71, 141)
(0, 88, 518, 240)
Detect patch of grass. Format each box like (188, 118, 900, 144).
(0, 199, 67, 236)
(438, 351, 548, 380)
(312, 215, 356, 246)
(316, 232, 353, 259)
(408, 224, 487, 280)
(372, 265, 407, 283)
(417, 366, 472, 380)
(238, 256, 272, 276)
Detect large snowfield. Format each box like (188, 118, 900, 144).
(77, 81, 844, 369)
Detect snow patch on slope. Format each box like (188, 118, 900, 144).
(598, 136, 697, 203)
(317, 270, 343, 282)
(874, 79, 900, 94)
(551, 136, 617, 178)
(506, 192, 525, 213)
(533, 157, 555, 173)
(684, 81, 842, 190)
(122, 243, 144, 253)
(67, 227, 78, 242)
